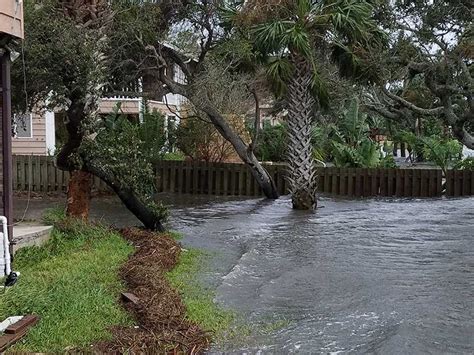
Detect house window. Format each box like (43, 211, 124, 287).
(13, 113, 33, 138)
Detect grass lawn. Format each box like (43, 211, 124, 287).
(0, 213, 134, 352)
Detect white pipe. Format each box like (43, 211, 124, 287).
(0, 216, 11, 276)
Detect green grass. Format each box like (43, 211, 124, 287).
(166, 248, 234, 336)
(0, 214, 134, 352)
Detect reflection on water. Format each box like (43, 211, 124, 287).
(169, 196, 474, 354)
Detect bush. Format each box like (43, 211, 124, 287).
(254, 124, 287, 162)
(454, 157, 474, 170)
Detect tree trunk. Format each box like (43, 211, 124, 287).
(66, 170, 92, 220)
(197, 101, 279, 199)
(286, 54, 317, 210)
(82, 158, 166, 232)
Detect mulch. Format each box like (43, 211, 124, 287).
(95, 228, 210, 354)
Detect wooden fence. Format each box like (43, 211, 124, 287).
(12, 155, 108, 193)
(11, 156, 474, 198)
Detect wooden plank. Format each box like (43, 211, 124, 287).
(169, 161, 176, 193)
(339, 168, 347, 196)
(347, 168, 354, 196)
(34, 156, 41, 192)
(4, 316, 39, 335)
(17, 156, 25, 190)
(223, 165, 229, 196)
(238, 168, 245, 196)
(404, 169, 412, 197)
(162, 163, 169, 192)
(215, 166, 221, 196)
(354, 168, 362, 197)
(177, 162, 184, 194)
(420, 170, 429, 197)
(230, 164, 237, 195)
(323, 168, 331, 193)
(208, 164, 214, 195)
(370, 168, 378, 196)
(185, 162, 191, 194)
(48, 158, 56, 192)
(362, 168, 370, 197)
(0, 316, 39, 352)
(121, 292, 140, 305)
(462, 169, 470, 196)
(387, 169, 394, 197)
(192, 163, 201, 194)
(412, 169, 421, 197)
(453, 170, 461, 197)
(471, 170, 474, 196)
(428, 170, 437, 197)
(395, 169, 403, 197)
(379, 169, 387, 196)
(448, 170, 455, 196)
(246, 168, 252, 196)
(331, 168, 339, 195)
(41, 157, 48, 192)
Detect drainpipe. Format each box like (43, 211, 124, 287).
(1, 53, 14, 256)
(1, 216, 11, 276)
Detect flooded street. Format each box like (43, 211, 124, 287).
(14, 194, 474, 353)
(169, 196, 474, 354)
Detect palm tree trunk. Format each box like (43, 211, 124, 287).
(286, 54, 317, 210)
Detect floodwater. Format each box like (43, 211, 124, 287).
(168, 196, 474, 354)
(14, 194, 474, 353)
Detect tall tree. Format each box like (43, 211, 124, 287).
(363, 0, 473, 149)
(237, 0, 384, 209)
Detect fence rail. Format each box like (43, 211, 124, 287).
(11, 156, 474, 198)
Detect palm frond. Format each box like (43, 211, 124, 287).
(266, 56, 293, 97)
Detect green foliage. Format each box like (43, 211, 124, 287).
(254, 124, 288, 162)
(379, 153, 397, 169)
(332, 140, 380, 168)
(83, 107, 168, 220)
(176, 116, 236, 162)
(454, 157, 474, 170)
(0, 218, 133, 352)
(329, 99, 384, 168)
(162, 151, 186, 161)
(395, 130, 463, 172)
(12, 0, 105, 111)
(421, 136, 462, 173)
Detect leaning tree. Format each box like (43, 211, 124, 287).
(234, 0, 384, 209)
(123, 0, 280, 199)
(12, 0, 181, 230)
(363, 0, 473, 149)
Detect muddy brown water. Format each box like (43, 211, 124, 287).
(14, 194, 474, 354)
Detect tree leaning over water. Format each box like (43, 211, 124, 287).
(238, 0, 384, 209)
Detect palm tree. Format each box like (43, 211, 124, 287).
(245, 0, 383, 209)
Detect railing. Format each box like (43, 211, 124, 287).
(11, 156, 474, 198)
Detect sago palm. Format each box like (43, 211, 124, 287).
(247, 0, 383, 209)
